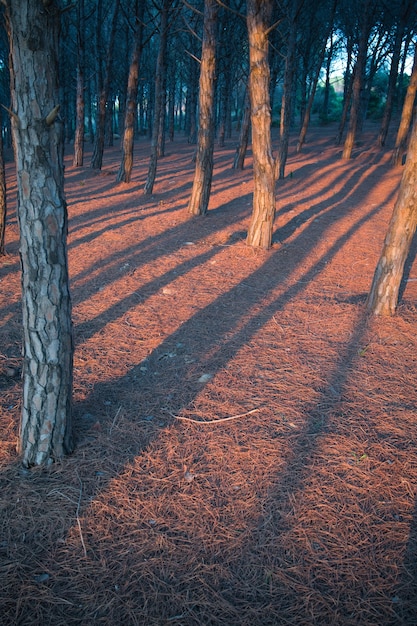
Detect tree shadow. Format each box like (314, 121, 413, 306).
(398, 229, 417, 304)
(1, 133, 411, 624)
(391, 496, 417, 624)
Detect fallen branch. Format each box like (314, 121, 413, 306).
(75, 471, 87, 558)
(165, 407, 260, 425)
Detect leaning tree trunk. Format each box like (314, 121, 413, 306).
(117, 1, 145, 184)
(144, 0, 170, 195)
(367, 117, 417, 315)
(246, 0, 277, 249)
(6, 0, 74, 466)
(392, 44, 417, 166)
(187, 0, 218, 216)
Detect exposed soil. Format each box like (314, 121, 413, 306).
(1, 122, 417, 625)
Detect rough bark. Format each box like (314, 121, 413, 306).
(245, 0, 277, 249)
(117, 1, 145, 184)
(144, 0, 170, 195)
(187, 0, 218, 216)
(6, 0, 74, 466)
(367, 117, 417, 315)
(392, 44, 417, 166)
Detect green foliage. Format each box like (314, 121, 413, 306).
(313, 82, 343, 124)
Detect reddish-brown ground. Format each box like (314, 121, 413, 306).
(1, 122, 417, 625)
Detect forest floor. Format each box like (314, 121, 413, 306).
(1, 122, 417, 625)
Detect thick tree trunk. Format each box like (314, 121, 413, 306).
(246, 0, 277, 249)
(187, 0, 218, 216)
(6, 0, 74, 466)
(144, 0, 170, 195)
(117, 2, 145, 184)
(392, 44, 417, 166)
(367, 117, 417, 315)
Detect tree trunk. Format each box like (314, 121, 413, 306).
(217, 19, 233, 149)
(276, 8, 297, 180)
(233, 86, 251, 170)
(72, 0, 85, 166)
(392, 44, 417, 166)
(378, 20, 404, 148)
(342, 5, 371, 159)
(73, 64, 85, 167)
(336, 38, 354, 145)
(187, 0, 218, 216)
(246, 0, 277, 249)
(185, 60, 199, 143)
(168, 69, 175, 142)
(367, 117, 417, 315)
(0, 108, 6, 256)
(297, 36, 329, 153)
(144, 0, 170, 195)
(6, 0, 74, 466)
(91, 0, 120, 170)
(320, 32, 333, 124)
(116, 4, 145, 183)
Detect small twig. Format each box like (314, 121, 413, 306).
(0, 103, 20, 126)
(109, 405, 122, 435)
(166, 408, 260, 425)
(272, 316, 284, 331)
(75, 471, 87, 558)
(182, 0, 203, 17)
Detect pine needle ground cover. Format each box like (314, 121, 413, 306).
(1, 123, 417, 624)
